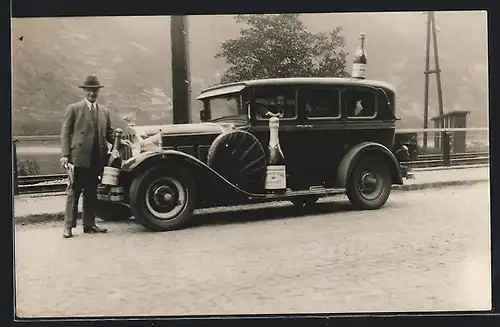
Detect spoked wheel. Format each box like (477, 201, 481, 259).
(129, 166, 197, 231)
(346, 154, 392, 210)
(207, 130, 267, 193)
(291, 195, 320, 208)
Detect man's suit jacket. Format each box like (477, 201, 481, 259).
(61, 99, 114, 168)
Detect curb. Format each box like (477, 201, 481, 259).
(392, 179, 488, 192)
(412, 163, 489, 172)
(15, 179, 489, 227)
(16, 212, 81, 226)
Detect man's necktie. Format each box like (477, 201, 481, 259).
(90, 103, 98, 129)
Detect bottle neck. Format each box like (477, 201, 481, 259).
(113, 135, 122, 152)
(269, 128, 279, 148)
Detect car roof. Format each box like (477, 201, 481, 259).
(197, 77, 396, 100)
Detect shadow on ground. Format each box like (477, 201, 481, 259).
(126, 197, 372, 233)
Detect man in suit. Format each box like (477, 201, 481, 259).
(60, 74, 131, 239)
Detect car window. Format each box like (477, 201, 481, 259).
(254, 89, 296, 120)
(300, 89, 340, 119)
(208, 95, 246, 121)
(344, 89, 377, 118)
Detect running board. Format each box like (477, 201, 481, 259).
(248, 187, 346, 201)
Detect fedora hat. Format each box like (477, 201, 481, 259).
(79, 74, 104, 89)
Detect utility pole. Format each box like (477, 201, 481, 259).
(170, 15, 191, 124)
(423, 11, 445, 150)
(423, 12, 431, 150)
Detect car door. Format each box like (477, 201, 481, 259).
(248, 85, 307, 190)
(296, 85, 344, 185)
(342, 86, 393, 149)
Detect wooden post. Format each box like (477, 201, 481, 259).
(13, 138, 19, 195)
(423, 12, 431, 150)
(442, 131, 451, 166)
(170, 15, 191, 124)
(431, 12, 445, 117)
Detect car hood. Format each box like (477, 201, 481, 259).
(130, 122, 237, 138)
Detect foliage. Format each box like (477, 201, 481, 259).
(215, 14, 350, 84)
(17, 159, 40, 176)
(11, 14, 488, 134)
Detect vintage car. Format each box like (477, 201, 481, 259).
(96, 77, 411, 231)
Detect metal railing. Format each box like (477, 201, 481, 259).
(13, 127, 489, 195)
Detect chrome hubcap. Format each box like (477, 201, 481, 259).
(153, 186, 177, 207)
(359, 171, 382, 200)
(146, 177, 187, 220)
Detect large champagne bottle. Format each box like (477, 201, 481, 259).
(101, 128, 123, 188)
(265, 116, 287, 193)
(352, 33, 367, 79)
(107, 128, 123, 169)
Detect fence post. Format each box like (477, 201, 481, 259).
(442, 131, 451, 166)
(13, 138, 19, 195)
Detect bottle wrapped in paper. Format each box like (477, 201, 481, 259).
(63, 162, 75, 186)
(140, 132, 163, 153)
(127, 126, 148, 157)
(129, 131, 163, 157)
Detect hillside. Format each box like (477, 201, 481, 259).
(11, 12, 488, 135)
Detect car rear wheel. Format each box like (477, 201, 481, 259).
(346, 154, 392, 210)
(129, 166, 197, 231)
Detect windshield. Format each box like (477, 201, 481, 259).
(206, 94, 247, 122)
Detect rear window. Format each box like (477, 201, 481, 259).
(344, 89, 377, 118)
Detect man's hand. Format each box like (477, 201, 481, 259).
(60, 156, 69, 168)
(120, 139, 133, 147)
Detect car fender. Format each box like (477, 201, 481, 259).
(336, 142, 404, 188)
(121, 150, 263, 199)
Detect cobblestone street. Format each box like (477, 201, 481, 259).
(15, 182, 491, 317)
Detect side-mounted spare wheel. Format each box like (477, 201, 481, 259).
(207, 129, 267, 193)
(346, 153, 392, 210)
(129, 165, 198, 231)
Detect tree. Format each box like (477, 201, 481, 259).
(215, 14, 350, 84)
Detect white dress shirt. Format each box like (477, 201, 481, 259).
(84, 98, 97, 111)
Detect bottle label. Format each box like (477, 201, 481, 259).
(352, 63, 366, 79)
(102, 166, 120, 186)
(265, 165, 287, 190)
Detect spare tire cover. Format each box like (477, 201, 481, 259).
(207, 130, 267, 193)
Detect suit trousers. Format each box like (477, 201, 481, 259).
(64, 139, 103, 229)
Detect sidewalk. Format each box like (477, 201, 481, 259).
(394, 165, 490, 191)
(13, 166, 489, 225)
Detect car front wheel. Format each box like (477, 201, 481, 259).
(129, 166, 197, 231)
(346, 154, 392, 210)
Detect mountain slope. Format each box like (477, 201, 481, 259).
(11, 12, 488, 135)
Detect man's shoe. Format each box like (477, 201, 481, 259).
(63, 228, 73, 238)
(83, 225, 107, 234)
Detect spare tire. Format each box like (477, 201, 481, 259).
(207, 130, 267, 193)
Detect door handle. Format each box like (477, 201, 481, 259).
(296, 124, 313, 128)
